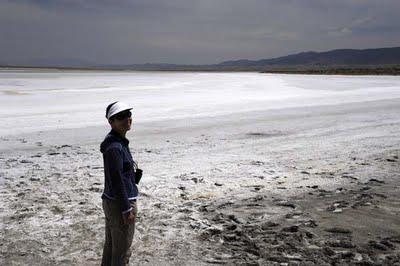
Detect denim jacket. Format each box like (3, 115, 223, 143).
(100, 129, 139, 214)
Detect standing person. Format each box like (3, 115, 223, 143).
(100, 101, 140, 266)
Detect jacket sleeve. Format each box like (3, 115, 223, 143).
(105, 147, 132, 214)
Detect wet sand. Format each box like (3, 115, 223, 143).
(1, 99, 400, 265)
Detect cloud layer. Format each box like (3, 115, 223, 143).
(1, 0, 400, 65)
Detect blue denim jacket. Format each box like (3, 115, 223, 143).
(100, 129, 139, 214)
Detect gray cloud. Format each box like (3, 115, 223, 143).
(1, 0, 400, 65)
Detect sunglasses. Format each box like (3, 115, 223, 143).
(113, 111, 132, 120)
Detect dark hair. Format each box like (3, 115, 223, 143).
(106, 101, 118, 119)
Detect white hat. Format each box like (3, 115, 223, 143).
(106, 101, 132, 119)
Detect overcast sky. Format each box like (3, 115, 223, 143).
(1, 0, 400, 65)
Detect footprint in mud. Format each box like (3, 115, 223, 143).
(273, 199, 296, 209)
(249, 160, 265, 166)
(51, 205, 64, 214)
(342, 174, 358, 180)
(366, 178, 385, 185)
(324, 227, 352, 234)
(326, 201, 349, 212)
(246, 131, 286, 139)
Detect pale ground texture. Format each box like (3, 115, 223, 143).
(0, 71, 400, 265)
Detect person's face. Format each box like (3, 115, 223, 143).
(109, 110, 132, 134)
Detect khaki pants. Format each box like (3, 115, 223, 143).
(101, 199, 137, 266)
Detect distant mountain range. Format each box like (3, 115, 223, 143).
(216, 46, 400, 67)
(1, 47, 400, 71)
(105, 46, 400, 71)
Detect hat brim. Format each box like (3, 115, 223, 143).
(108, 108, 132, 119)
(106, 102, 133, 119)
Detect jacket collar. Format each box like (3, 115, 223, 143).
(109, 129, 129, 146)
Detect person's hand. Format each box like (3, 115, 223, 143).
(123, 211, 135, 224)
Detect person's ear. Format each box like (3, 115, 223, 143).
(108, 118, 114, 125)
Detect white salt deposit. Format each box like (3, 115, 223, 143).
(0, 70, 399, 136)
(1, 70, 400, 265)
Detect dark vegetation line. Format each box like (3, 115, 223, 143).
(1, 65, 400, 75)
(261, 67, 400, 75)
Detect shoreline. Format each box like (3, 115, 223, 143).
(1, 66, 400, 75)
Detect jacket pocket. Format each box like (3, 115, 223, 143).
(122, 173, 135, 196)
